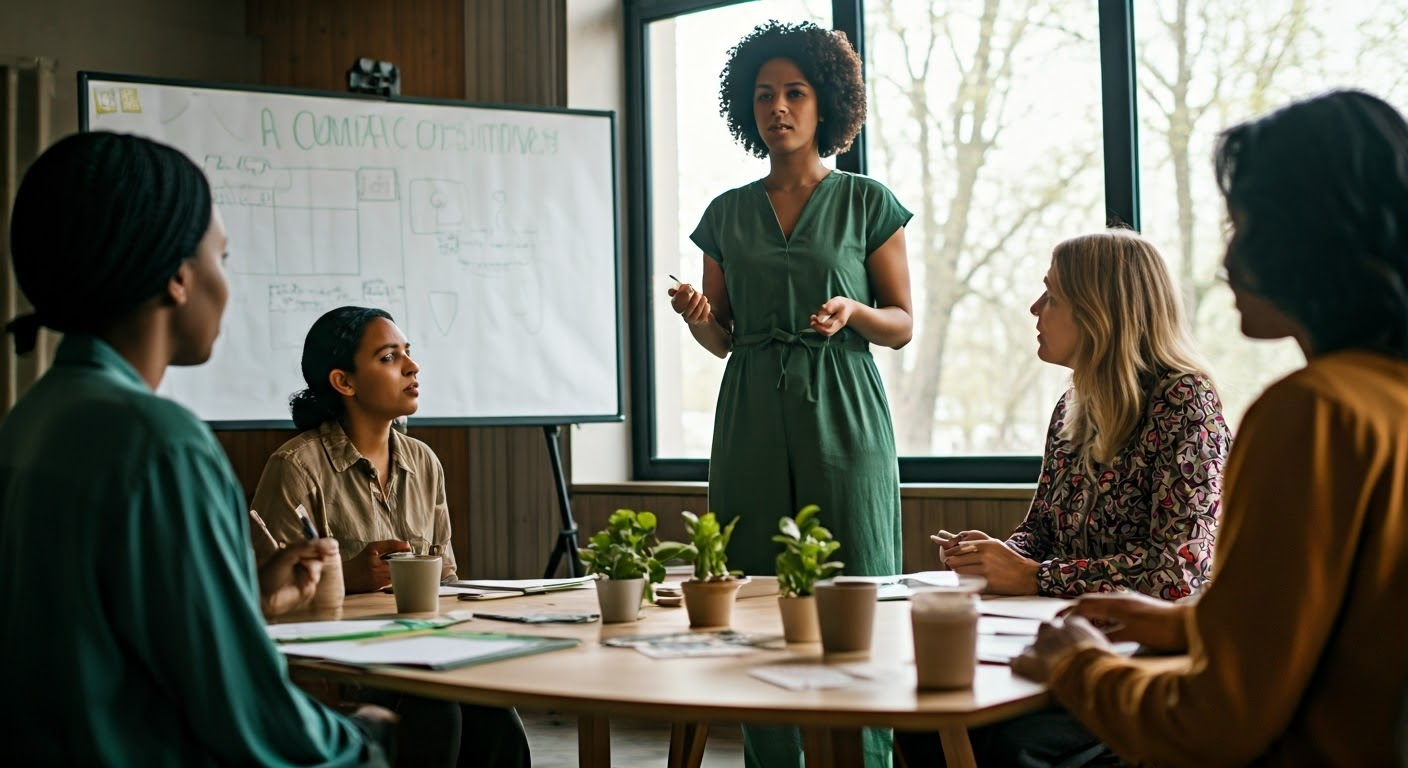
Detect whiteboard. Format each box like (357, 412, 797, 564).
(80, 73, 622, 427)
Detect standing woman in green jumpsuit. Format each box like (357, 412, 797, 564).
(667, 20, 914, 768)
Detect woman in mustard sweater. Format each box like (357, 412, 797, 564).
(1015, 89, 1408, 766)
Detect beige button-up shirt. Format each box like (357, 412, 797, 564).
(249, 421, 457, 582)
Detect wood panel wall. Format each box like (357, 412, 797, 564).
(464, 0, 567, 106)
(246, 0, 465, 99)
(229, 0, 569, 578)
(572, 488, 1033, 575)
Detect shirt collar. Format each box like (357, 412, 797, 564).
(53, 334, 149, 392)
(318, 419, 417, 476)
(389, 426, 416, 475)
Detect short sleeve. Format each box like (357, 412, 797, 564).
(862, 180, 913, 255)
(689, 197, 723, 263)
(429, 454, 458, 581)
(249, 452, 318, 551)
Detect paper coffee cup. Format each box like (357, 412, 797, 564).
(389, 555, 442, 614)
(815, 581, 878, 655)
(310, 542, 345, 614)
(910, 589, 979, 689)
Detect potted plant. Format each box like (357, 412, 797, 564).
(655, 511, 746, 628)
(579, 509, 669, 623)
(773, 504, 844, 643)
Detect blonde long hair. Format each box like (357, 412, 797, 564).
(1048, 230, 1209, 467)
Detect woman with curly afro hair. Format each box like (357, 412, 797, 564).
(667, 19, 913, 768)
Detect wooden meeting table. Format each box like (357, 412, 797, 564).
(276, 588, 1052, 768)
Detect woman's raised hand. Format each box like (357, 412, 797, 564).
(669, 283, 713, 326)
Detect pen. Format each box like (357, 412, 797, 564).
(249, 509, 279, 550)
(295, 504, 318, 540)
(668, 273, 682, 287)
(1097, 620, 1126, 635)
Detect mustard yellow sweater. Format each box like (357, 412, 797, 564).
(1049, 350, 1408, 766)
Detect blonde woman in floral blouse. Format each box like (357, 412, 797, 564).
(898, 229, 1230, 768)
(940, 229, 1230, 599)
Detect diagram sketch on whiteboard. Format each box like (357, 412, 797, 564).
(411, 185, 544, 336)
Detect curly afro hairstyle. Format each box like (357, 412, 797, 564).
(718, 20, 866, 159)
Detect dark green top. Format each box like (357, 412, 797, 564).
(0, 335, 367, 766)
(691, 171, 912, 579)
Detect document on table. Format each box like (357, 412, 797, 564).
(749, 665, 859, 691)
(827, 569, 974, 597)
(446, 576, 596, 594)
(978, 596, 1075, 622)
(266, 612, 475, 642)
(978, 616, 1043, 636)
(604, 630, 784, 658)
(267, 620, 406, 642)
(836, 571, 961, 588)
(978, 634, 1140, 664)
(279, 631, 580, 670)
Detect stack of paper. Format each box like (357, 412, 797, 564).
(266, 612, 474, 643)
(969, 598, 1140, 663)
(444, 576, 596, 600)
(831, 571, 983, 600)
(279, 631, 579, 670)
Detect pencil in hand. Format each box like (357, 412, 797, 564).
(249, 509, 280, 551)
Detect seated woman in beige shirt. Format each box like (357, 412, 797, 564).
(251, 306, 452, 593)
(251, 305, 530, 768)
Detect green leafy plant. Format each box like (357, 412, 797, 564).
(578, 509, 668, 599)
(654, 511, 740, 582)
(773, 504, 844, 597)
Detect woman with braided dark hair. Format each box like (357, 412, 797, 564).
(666, 20, 913, 768)
(0, 131, 392, 764)
(250, 304, 532, 768)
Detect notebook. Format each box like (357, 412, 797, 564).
(279, 630, 580, 670)
(267, 611, 474, 643)
(446, 575, 596, 595)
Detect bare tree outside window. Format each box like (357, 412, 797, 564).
(1137, 0, 1408, 426)
(865, 0, 1102, 456)
(646, 0, 1408, 464)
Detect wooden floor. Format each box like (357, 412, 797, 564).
(522, 711, 744, 767)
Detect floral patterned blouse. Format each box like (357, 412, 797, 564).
(1007, 372, 1230, 600)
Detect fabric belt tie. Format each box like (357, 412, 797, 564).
(732, 327, 868, 403)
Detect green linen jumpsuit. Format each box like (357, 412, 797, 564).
(690, 171, 911, 768)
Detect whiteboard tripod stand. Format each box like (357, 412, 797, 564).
(542, 424, 582, 578)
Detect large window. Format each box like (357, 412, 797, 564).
(1134, 0, 1408, 426)
(627, 0, 1408, 482)
(644, 1, 832, 463)
(864, 2, 1104, 460)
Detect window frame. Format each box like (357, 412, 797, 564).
(625, 0, 1138, 482)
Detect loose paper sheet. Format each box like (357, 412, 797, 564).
(280, 635, 527, 667)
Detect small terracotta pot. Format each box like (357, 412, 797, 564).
(777, 595, 820, 643)
(681, 578, 746, 628)
(595, 577, 645, 623)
